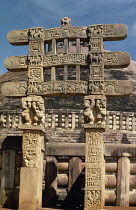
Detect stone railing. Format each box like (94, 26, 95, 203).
(0, 109, 136, 132)
(0, 110, 22, 129)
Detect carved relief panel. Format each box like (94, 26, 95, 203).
(28, 67, 44, 81)
(29, 27, 44, 40)
(83, 95, 106, 128)
(89, 65, 104, 80)
(28, 55, 43, 66)
(84, 129, 105, 209)
(90, 37, 103, 51)
(29, 41, 44, 54)
(22, 131, 43, 168)
(21, 96, 45, 131)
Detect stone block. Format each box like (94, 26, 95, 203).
(19, 167, 42, 210)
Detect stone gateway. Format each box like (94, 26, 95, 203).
(1, 17, 133, 210)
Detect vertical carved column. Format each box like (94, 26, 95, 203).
(19, 27, 45, 210)
(83, 95, 106, 210)
(85, 25, 105, 210)
(84, 129, 105, 209)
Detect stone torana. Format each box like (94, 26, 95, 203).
(1, 17, 133, 210)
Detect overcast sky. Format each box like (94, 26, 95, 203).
(0, 0, 136, 75)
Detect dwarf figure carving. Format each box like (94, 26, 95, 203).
(22, 100, 31, 125)
(22, 97, 45, 127)
(32, 101, 45, 126)
(84, 99, 95, 124)
(96, 99, 106, 124)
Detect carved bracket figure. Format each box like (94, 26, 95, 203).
(21, 96, 45, 131)
(83, 95, 106, 128)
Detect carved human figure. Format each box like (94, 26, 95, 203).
(22, 101, 31, 125)
(86, 190, 101, 206)
(86, 190, 94, 205)
(84, 99, 95, 124)
(96, 99, 106, 124)
(32, 101, 45, 126)
(23, 150, 37, 167)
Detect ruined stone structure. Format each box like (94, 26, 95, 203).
(0, 17, 136, 210)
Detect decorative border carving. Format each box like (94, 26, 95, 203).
(43, 53, 87, 67)
(42, 80, 88, 95)
(85, 129, 104, 209)
(89, 80, 133, 96)
(1, 80, 133, 97)
(7, 24, 127, 45)
(87, 24, 127, 40)
(4, 52, 130, 70)
(44, 26, 87, 40)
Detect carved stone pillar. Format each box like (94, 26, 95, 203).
(19, 27, 45, 210)
(19, 96, 45, 210)
(83, 95, 106, 210)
